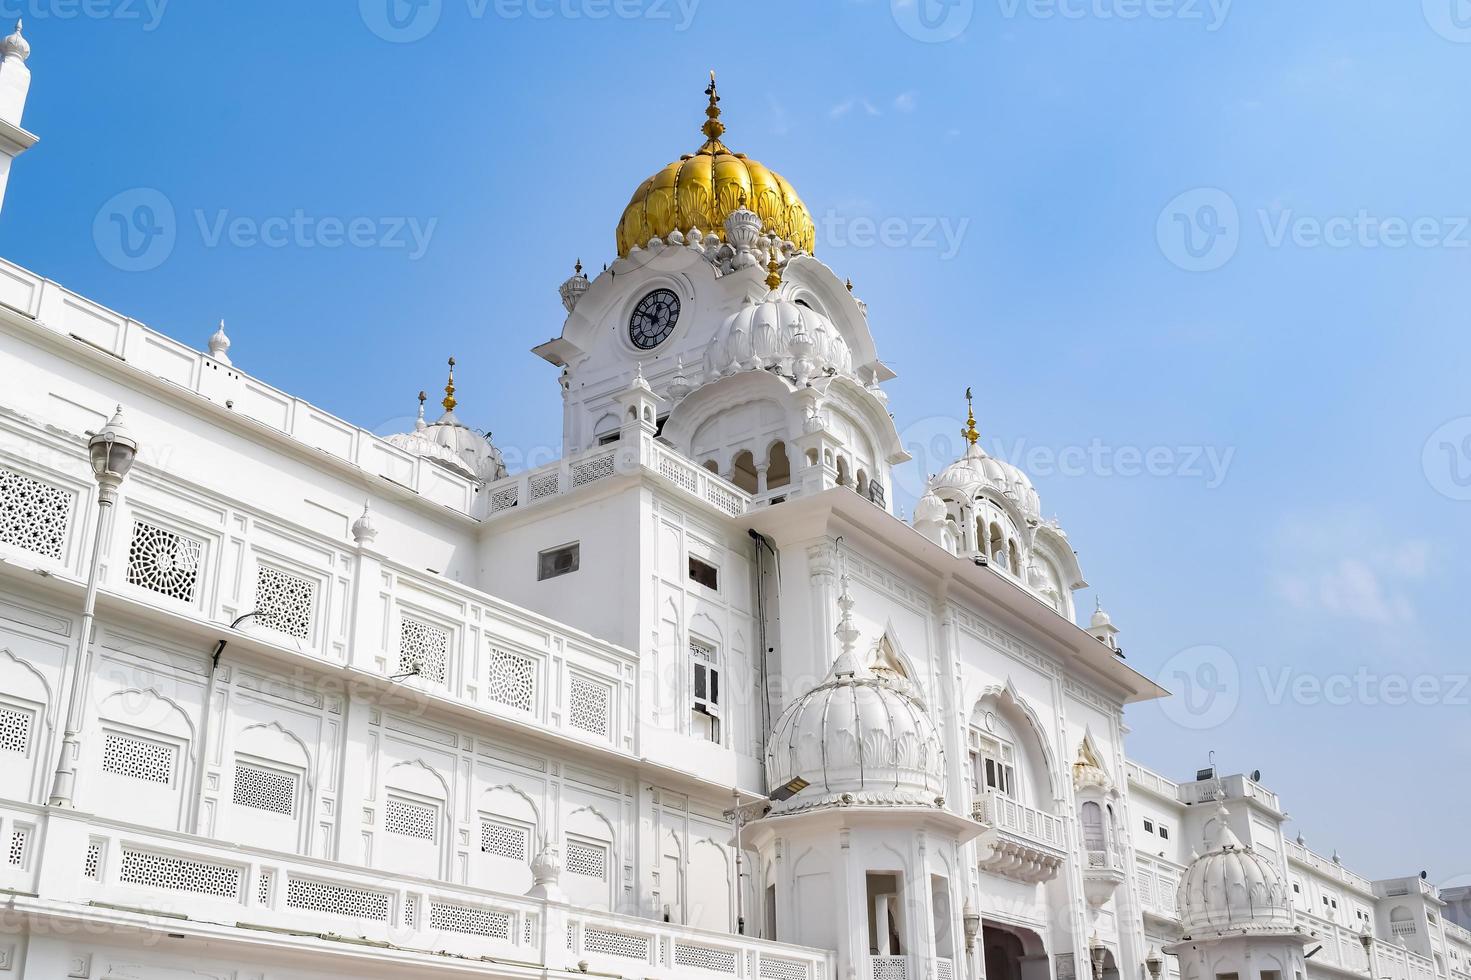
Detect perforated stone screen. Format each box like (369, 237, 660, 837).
(480, 819, 528, 861)
(0, 703, 33, 755)
(384, 796, 436, 841)
(101, 731, 175, 784)
(126, 519, 203, 602)
(285, 877, 391, 921)
(0, 468, 71, 560)
(232, 761, 296, 816)
(487, 647, 534, 712)
(397, 616, 449, 684)
(567, 675, 611, 737)
(565, 839, 607, 879)
(675, 943, 738, 974)
(428, 900, 511, 939)
(253, 565, 316, 639)
(118, 848, 242, 900)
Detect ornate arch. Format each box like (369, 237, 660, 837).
(972, 679, 1060, 800)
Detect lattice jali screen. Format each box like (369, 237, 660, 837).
(126, 519, 203, 602)
(428, 899, 512, 939)
(528, 471, 561, 502)
(760, 957, 811, 980)
(385, 796, 437, 841)
(232, 761, 297, 816)
(583, 927, 649, 960)
(487, 647, 534, 713)
(256, 869, 273, 906)
(0, 468, 71, 560)
(480, 819, 529, 861)
(7, 826, 29, 868)
(285, 877, 391, 922)
(0, 703, 33, 755)
(571, 454, 616, 487)
(490, 485, 519, 514)
(118, 848, 243, 900)
(564, 839, 608, 879)
(675, 943, 739, 975)
(83, 839, 103, 880)
(567, 675, 611, 737)
(101, 731, 175, 785)
(397, 616, 449, 684)
(253, 565, 316, 640)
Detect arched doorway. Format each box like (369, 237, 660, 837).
(983, 924, 1049, 980)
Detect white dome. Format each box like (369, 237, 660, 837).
(932, 442, 1041, 520)
(1178, 804, 1296, 937)
(387, 399, 508, 485)
(765, 655, 946, 813)
(704, 298, 853, 383)
(913, 489, 948, 525)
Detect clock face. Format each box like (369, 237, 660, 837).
(628, 289, 680, 350)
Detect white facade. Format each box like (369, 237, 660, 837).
(0, 55, 1454, 980)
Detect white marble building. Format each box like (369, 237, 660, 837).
(0, 40, 1458, 980)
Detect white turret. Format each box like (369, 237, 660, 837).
(0, 20, 38, 218)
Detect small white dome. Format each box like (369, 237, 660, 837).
(932, 442, 1041, 520)
(1090, 603, 1113, 630)
(385, 372, 508, 484)
(913, 489, 948, 525)
(3, 21, 29, 61)
(766, 655, 946, 813)
(705, 298, 853, 382)
(1177, 804, 1296, 937)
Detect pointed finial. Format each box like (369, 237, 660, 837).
(3, 19, 28, 61)
(414, 390, 427, 430)
(575, 258, 583, 276)
(738, 189, 748, 209)
(442, 357, 457, 413)
(961, 387, 979, 446)
(208, 319, 232, 365)
(701, 69, 727, 148)
(765, 255, 782, 291)
(351, 501, 378, 546)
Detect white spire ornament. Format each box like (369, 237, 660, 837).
(207, 320, 232, 365)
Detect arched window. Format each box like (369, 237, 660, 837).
(767, 442, 791, 490)
(836, 456, 852, 488)
(731, 451, 758, 493)
(1081, 801, 1106, 852)
(1008, 540, 1021, 577)
(702, 459, 720, 474)
(856, 469, 870, 497)
(989, 523, 1005, 565)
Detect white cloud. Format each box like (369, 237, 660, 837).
(893, 91, 917, 113)
(1270, 510, 1430, 628)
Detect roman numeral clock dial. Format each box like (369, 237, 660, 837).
(629, 288, 680, 350)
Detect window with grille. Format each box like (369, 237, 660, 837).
(583, 927, 648, 959)
(256, 869, 273, 905)
(481, 819, 530, 861)
(565, 839, 608, 879)
(126, 519, 204, 602)
(675, 943, 739, 974)
(101, 731, 175, 785)
(253, 565, 316, 639)
(232, 761, 297, 816)
(0, 703, 33, 755)
(397, 615, 449, 684)
(7, 827, 28, 867)
(118, 848, 243, 900)
(538, 542, 580, 581)
(384, 796, 437, 841)
(487, 647, 535, 712)
(0, 468, 71, 560)
(567, 675, 611, 737)
(429, 899, 512, 939)
(969, 731, 1016, 798)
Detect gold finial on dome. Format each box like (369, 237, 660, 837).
(962, 387, 979, 446)
(442, 357, 458, 413)
(701, 69, 727, 151)
(765, 255, 782, 291)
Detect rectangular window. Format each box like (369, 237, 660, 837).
(691, 639, 720, 743)
(538, 543, 580, 581)
(101, 731, 175, 785)
(688, 555, 719, 590)
(384, 796, 437, 842)
(1143, 818, 1155, 833)
(597, 432, 621, 446)
(1158, 824, 1170, 840)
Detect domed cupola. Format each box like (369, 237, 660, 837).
(704, 292, 853, 385)
(931, 395, 1042, 522)
(1178, 801, 1296, 938)
(765, 578, 946, 814)
(386, 359, 508, 484)
(615, 73, 816, 258)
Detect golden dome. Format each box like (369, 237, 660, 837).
(615, 73, 816, 258)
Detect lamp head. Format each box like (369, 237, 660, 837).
(88, 406, 138, 491)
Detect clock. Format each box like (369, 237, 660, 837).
(628, 289, 680, 350)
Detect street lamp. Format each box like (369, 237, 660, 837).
(47, 406, 137, 808)
(1146, 947, 1163, 980)
(962, 901, 981, 953)
(725, 778, 808, 936)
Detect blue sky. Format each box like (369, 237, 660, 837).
(3, 0, 1468, 880)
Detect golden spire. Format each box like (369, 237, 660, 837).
(700, 69, 728, 152)
(442, 357, 458, 413)
(765, 255, 782, 291)
(962, 387, 979, 446)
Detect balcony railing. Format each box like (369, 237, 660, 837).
(973, 789, 1066, 849)
(972, 789, 1066, 883)
(1, 800, 831, 980)
(1284, 840, 1374, 895)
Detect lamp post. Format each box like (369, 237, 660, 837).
(47, 406, 137, 808)
(1146, 947, 1163, 980)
